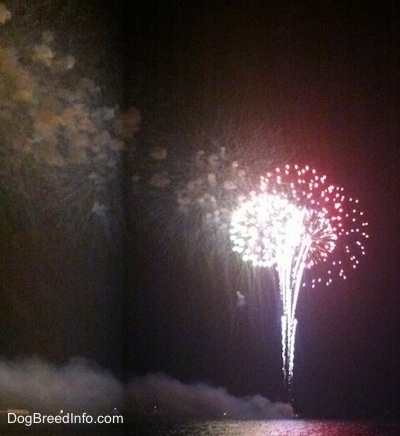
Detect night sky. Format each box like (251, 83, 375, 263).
(1, 0, 399, 420)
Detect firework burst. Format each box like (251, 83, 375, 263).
(0, 5, 140, 237)
(230, 164, 368, 394)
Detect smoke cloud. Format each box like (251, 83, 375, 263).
(127, 373, 294, 420)
(0, 357, 122, 414)
(0, 357, 294, 420)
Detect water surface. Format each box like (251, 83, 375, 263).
(2, 419, 399, 435)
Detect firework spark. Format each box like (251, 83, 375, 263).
(230, 164, 368, 393)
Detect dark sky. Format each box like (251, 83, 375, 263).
(123, 0, 400, 419)
(1, 0, 399, 420)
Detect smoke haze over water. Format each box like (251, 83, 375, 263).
(127, 372, 294, 420)
(0, 357, 122, 414)
(0, 357, 293, 419)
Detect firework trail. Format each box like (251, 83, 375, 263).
(230, 164, 368, 394)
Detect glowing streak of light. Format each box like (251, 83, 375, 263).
(230, 164, 368, 395)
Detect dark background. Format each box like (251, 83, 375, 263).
(0, 0, 399, 419)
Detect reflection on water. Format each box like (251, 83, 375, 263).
(2, 420, 399, 435)
(129, 420, 399, 436)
